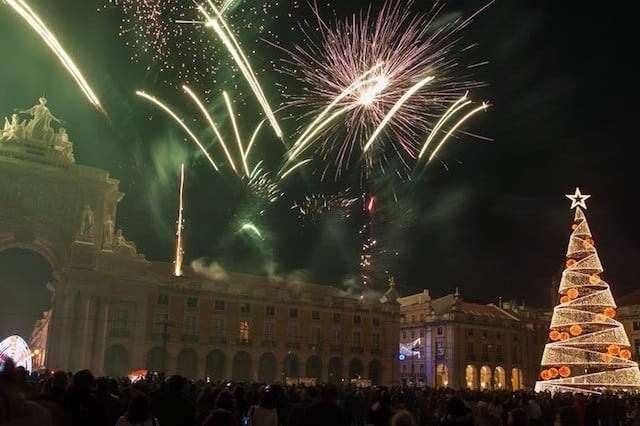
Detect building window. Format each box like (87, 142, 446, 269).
(311, 327, 321, 345)
(240, 303, 251, 314)
(153, 313, 168, 335)
(333, 329, 341, 344)
(114, 310, 128, 332)
(496, 331, 502, 339)
(410, 330, 415, 339)
(482, 343, 489, 359)
(633, 321, 640, 331)
(419, 314, 425, 323)
(513, 333, 519, 341)
(419, 329, 425, 337)
(214, 300, 225, 311)
(402, 331, 406, 340)
(288, 324, 299, 344)
(239, 321, 250, 343)
(373, 317, 381, 327)
(290, 308, 299, 319)
(411, 315, 416, 324)
(353, 331, 362, 347)
(437, 327, 443, 336)
(634, 339, 640, 360)
(333, 313, 341, 323)
(512, 346, 519, 363)
(186, 297, 198, 309)
(467, 341, 474, 357)
(312, 311, 320, 321)
(496, 345, 503, 359)
(264, 322, 275, 341)
(157, 294, 168, 305)
(354, 315, 362, 325)
(184, 315, 197, 336)
(482, 330, 488, 338)
(266, 305, 275, 316)
(213, 318, 225, 338)
(372, 333, 381, 350)
(467, 328, 474, 337)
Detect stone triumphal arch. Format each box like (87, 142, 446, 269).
(0, 99, 400, 384)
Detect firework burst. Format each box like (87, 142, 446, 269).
(279, 0, 491, 180)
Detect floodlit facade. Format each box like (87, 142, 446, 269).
(0, 101, 400, 385)
(399, 289, 549, 390)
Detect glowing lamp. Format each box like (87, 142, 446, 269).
(560, 296, 570, 304)
(608, 345, 620, 356)
(589, 274, 601, 285)
(569, 325, 582, 336)
(549, 330, 560, 341)
(567, 288, 579, 299)
(603, 308, 616, 318)
(620, 349, 632, 360)
(566, 259, 577, 268)
(559, 332, 570, 341)
(601, 353, 613, 363)
(548, 367, 559, 378)
(558, 366, 571, 377)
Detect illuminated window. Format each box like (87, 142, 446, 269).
(239, 321, 250, 343)
(186, 297, 198, 309)
(266, 305, 275, 316)
(157, 294, 168, 305)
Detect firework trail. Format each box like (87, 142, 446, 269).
(278, 0, 491, 180)
(5, 0, 107, 116)
(174, 163, 186, 277)
(292, 189, 359, 223)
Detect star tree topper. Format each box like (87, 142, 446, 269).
(566, 187, 591, 209)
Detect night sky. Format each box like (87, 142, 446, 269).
(0, 0, 638, 338)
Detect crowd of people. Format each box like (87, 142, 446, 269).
(1, 357, 640, 426)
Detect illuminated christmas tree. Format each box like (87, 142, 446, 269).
(535, 188, 640, 394)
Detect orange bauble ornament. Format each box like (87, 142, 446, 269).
(560, 296, 570, 304)
(595, 313, 607, 322)
(540, 370, 550, 380)
(572, 223, 578, 230)
(589, 274, 601, 285)
(567, 288, 579, 299)
(559, 332, 570, 341)
(548, 367, 559, 378)
(549, 330, 561, 341)
(620, 349, 632, 360)
(608, 345, 620, 356)
(583, 238, 594, 249)
(558, 366, 571, 377)
(601, 353, 613, 363)
(604, 308, 616, 318)
(566, 259, 577, 268)
(570, 325, 583, 336)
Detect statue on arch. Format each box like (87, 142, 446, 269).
(78, 204, 94, 238)
(52, 127, 75, 162)
(20, 97, 62, 142)
(0, 113, 25, 142)
(102, 215, 114, 249)
(114, 229, 139, 257)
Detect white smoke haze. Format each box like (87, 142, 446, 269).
(190, 258, 229, 281)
